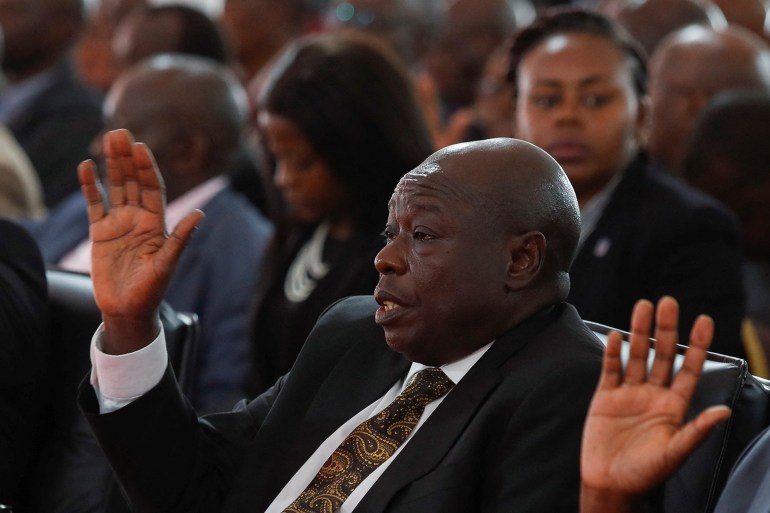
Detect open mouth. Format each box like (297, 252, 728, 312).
(382, 301, 399, 312)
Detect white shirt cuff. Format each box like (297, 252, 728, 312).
(89, 323, 168, 414)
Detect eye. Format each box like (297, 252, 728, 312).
(381, 228, 396, 243)
(532, 94, 560, 109)
(582, 93, 612, 108)
(413, 230, 435, 242)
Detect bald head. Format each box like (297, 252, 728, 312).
(404, 137, 580, 278)
(104, 54, 248, 198)
(711, 0, 769, 37)
(649, 24, 770, 172)
(615, 0, 726, 56)
(653, 24, 770, 91)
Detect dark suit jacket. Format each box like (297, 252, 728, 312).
(28, 185, 274, 413)
(569, 155, 745, 358)
(80, 296, 604, 513)
(5, 62, 103, 208)
(0, 219, 50, 505)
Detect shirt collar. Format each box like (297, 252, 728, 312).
(578, 169, 624, 248)
(165, 176, 229, 232)
(401, 340, 495, 392)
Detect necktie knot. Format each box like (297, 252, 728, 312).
(399, 367, 454, 406)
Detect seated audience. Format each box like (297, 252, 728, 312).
(218, 0, 309, 85)
(711, 0, 770, 39)
(610, 0, 726, 57)
(647, 23, 770, 176)
(109, 3, 229, 77)
(248, 32, 434, 393)
(0, 0, 103, 208)
(419, 0, 534, 147)
(77, 132, 604, 512)
(0, 220, 50, 509)
(507, 7, 745, 358)
(682, 90, 770, 373)
(579, 296, 768, 513)
(29, 55, 273, 413)
(74, 0, 146, 93)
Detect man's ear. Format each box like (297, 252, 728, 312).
(505, 231, 546, 291)
(171, 132, 209, 174)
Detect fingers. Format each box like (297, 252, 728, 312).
(648, 297, 679, 386)
(597, 330, 624, 390)
(103, 129, 166, 213)
(79, 159, 105, 224)
(133, 143, 166, 215)
(105, 129, 135, 208)
(624, 299, 653, 385)
(671, 314, 714, 403)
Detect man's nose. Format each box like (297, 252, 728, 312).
(374, 237, 407, 275)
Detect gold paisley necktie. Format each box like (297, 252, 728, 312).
(282, 367, 454, 513)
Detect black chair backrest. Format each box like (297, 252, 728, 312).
(18, 270, 199, 513)
(585, 321, 770, 513)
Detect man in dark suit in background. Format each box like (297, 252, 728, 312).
(78, 133, 604, 512)
(0, 0, 103, 208)
(0, 219, 50, 509)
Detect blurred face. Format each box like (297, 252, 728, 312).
(648, 46, 696, 173)
(220, 0, 271, 60)
(259, 112, 350, 224)
(0, 0, 59, 73)
(514, 32, 645, 205)
(691, 166, 770, 261)
(111, 11, 182, 76)
(373, 162, 510, 366)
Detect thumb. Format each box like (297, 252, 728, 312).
(669, 405, 732, 465)
(158, 209, 205, 270)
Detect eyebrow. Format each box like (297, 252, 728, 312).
(533, 75, 616, 88)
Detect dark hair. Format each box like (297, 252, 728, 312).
(507, 7, 647, 97)
(148, 4, 229, 64)
(683, 89, 770, 186)
(259, 31, 434, 231)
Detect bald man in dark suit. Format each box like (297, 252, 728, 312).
(78, 132, 604, 512)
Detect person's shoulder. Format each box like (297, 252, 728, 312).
(0, 218, 41, 261)
(42, 62, 104, 111)
(204, 186, 272, 226)
(543, 303, 606, 358)
(613, 163, 738, 238)
(0, 219, 47, 297)
(317, 295, 380, 325)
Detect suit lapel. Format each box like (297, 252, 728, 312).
(226, 325, 409, 513)
(355, 306, 561, 513)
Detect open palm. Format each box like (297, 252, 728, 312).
(78, 129, 203, 350)
(581, 297, 732, 499)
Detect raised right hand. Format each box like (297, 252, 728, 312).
(78, 129, 204, 354)
(580, 297, 732, 513)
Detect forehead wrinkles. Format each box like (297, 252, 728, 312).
(393, 163, 480, 209)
